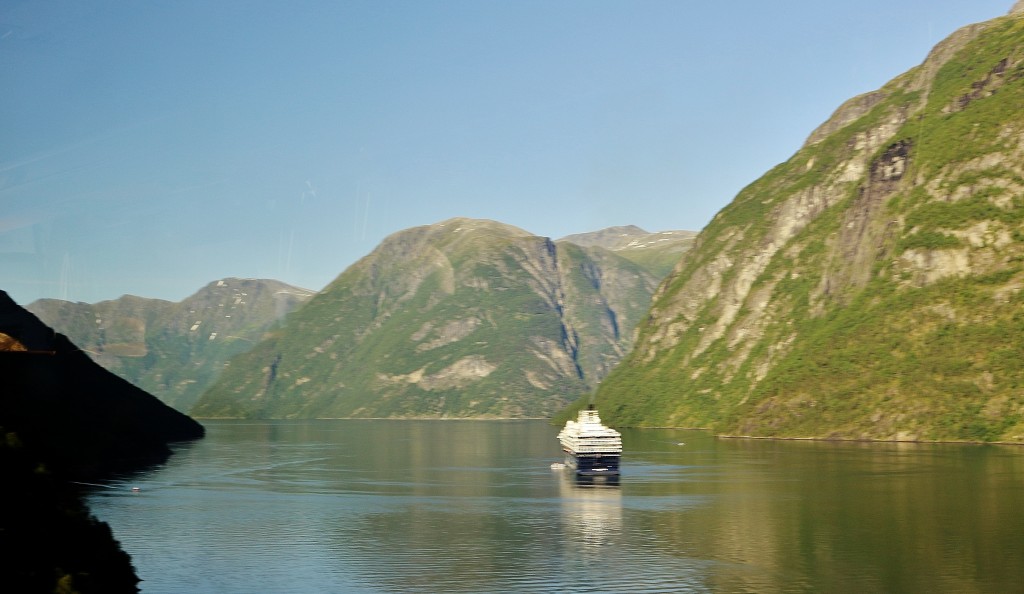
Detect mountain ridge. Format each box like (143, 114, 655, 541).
(192, 218, 689, 419)
(28, 277, 314, 412)
(559, 226, 697, 278)
(585, 8, 1024, 442)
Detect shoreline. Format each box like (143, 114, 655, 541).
(193, 417, 1024, 445)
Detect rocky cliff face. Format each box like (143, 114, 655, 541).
(591, 9, 1024, 442)
(28, 278, 313, 412)
(193, 219, 664, 418)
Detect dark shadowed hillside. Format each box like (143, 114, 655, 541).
(1, 291, 205, 476)
(1, 289, 205, 592)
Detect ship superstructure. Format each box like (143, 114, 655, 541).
(557, 405, 622, 475)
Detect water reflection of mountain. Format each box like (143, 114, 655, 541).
(632, 435, 1024, 592)
(558, 471, 622, 552)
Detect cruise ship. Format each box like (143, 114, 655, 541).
(557, 405, 622, 475)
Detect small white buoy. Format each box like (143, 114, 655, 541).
(131, 487, 141, 492)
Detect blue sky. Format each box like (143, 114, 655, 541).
(1, 0, 1014, 305)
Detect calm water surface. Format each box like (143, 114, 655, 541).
(88, 420, 1024, 593)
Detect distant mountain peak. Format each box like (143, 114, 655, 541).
(558, 226, 698, 278)
(437, 216, 526, 229)
(27, 277, 314, 412)
(192, 221, 669, 419)
(559, 226, 695, 250)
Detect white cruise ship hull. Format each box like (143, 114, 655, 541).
(564, 452, 620, 476)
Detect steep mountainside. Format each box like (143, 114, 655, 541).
(193, 219, 661, 418)
(559, 226, 697, 278)
(589, 7, 1024, 442)
(28, 278, 313, 412)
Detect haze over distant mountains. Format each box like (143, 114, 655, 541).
(586, 6, 1024, 442)
(558, 226, 697, 277)
(20, 7, 1024, 443)
(193, 219, 688, 418)
(27, 224, 692, 418)
(28, 278, 314, 412)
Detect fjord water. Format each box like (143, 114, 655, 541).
(88, 421, 1024, 593)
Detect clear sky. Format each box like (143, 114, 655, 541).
(1, 0, 1014, 305)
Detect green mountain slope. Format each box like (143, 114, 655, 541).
(28, 278, 313, 412)
(588, 7, 1024, 442)
(192, 219, 663, 418)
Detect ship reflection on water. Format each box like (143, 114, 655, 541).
(569, 474, 620, 488)
(558, 470, 622, 551)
